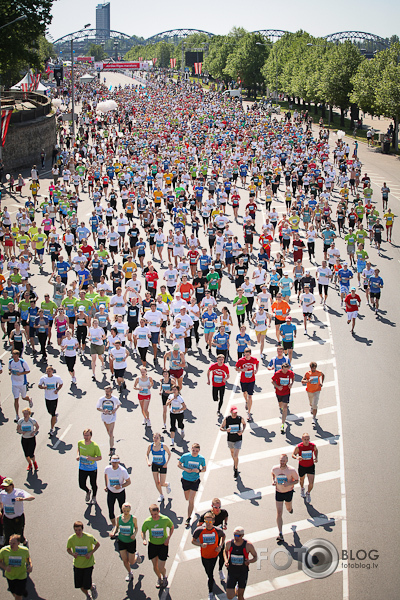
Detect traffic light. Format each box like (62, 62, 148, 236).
(53, 66, 64, 86)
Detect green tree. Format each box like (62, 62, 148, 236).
(321, 41, 363, 125)
(0, 0, 54, 87)
(204, 28, 246, 82)
(88, 44, 106, 62)
(224, 33, 269, 96)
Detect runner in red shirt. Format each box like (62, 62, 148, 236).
(344, 287, 361, 334)
(292, 432, 318, 504)
(207, 354, 230, 413)
(80, 241, 94, 260)
(235, 348, 259, 421)
(145, 267, 159, 298)
(271, 363, 295, 434)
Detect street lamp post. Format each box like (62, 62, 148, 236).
(0, 15, 27, 161)
(71, 23, 91, 145)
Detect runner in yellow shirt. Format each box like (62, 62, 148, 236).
(32, 228, 47, 269)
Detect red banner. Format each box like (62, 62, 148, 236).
(77, 56, 94, 63)
(194, 62, 202, 75)
(1, 109, 13, 147)
(102, 62, 142, 70)
(170, 58, 176, 68)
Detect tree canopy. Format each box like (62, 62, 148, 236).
(0, 0, 54, 87)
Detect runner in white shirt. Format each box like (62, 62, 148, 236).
(316, 260, 332, 305)
(8, 351, 31, 423)
(89, 320, 107, 380)
(109, 340, 129, 392)
(38, 365, 63, 436)
(61, 330, 78, 383)
(145, 304, 163, 363)
(97, 385, 121, 454)
(300, 284, 316, 335)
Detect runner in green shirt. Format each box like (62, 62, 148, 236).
(0, 534, 32, 598)
(66, 521, 100, 598)
(141, 504, 174, 590)
(233, 289, 248, 327)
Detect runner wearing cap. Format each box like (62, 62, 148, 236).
(0, 478, 35, 545)
(224, 526, 257, 600)
(344, 287, 361, 334)
(192, 511, 226, 600)
(220, 407, 246, 479)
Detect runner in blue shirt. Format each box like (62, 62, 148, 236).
(212, 326, 230, 360)
(368, 268, 383, 314)
(268, 346, 291, 372)
(236, 326, 251, 359)
(322, 226, 336, 260)
(338, 263, 354, 305)
(279, 316, 297, 361)
(179, 443, 206, 527)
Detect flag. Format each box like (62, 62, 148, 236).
(152, 57, 157, 65)
(194, 62, 202, 75)
(138, 56, 143, 61)
(1, 109, 13, 147)
(170, 58, 176, 68)
(34, 74, 41, 90)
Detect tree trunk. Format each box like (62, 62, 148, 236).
(329, 106, 333, 124)
(394, 116, 399, 152)
(321, 103, 326, 118)
(340, 108, 345, 127)
(314, 103, 318, 115)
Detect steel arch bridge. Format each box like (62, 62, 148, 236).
(324, 31, 390, 49)
(54, 29, 131, 44)
(251, 29, 288, 41)
(143, 29, 215, 45)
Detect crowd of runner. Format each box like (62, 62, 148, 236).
(0, 71, 394, 600)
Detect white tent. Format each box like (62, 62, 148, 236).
(79, 73, 95, 83)
(11, 71, 48, 95)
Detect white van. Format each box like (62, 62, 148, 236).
(222, 89, 241, 98)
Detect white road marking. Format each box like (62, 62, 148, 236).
(249, 404, 338, 430)
(194, 470, 341, 515)
(53, 423, 72, 449)
(209, 436, 339, 470)
(325, 310, 349, 600)
(232, 380, 336, 405)
(256, 357, 334, 377)
(167, 374, 241, 586)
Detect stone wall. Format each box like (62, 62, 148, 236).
(3, 112, 57, 174)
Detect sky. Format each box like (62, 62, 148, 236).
(48, 0, 399, 42)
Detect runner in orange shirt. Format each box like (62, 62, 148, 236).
(271, 293, 290, 341)
(301, 362, 325, 424)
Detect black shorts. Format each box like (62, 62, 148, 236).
(152, 463, 167, 474)
(282, 238, 290, 249)
(8, 578, 27, 597)
(318, 284, 328, 295)
(323, 244, 330, 253)
(74, 566, 93, 590)
(277, 394, 290, 404)
(148, 542, 169, 562)
(118, 539, 137, 553)
(181, 477, 200, 492)
(282, 340, 293, 350)
(275, 490, 294, 502)
(184, 336, 192, 349)
(21, 436, 36, 458)
(45, 398, 58, 416)
(369, 292, 380, 299)
(128, 321, 138, 333)
(275, 317, 284, 326)
(65, 355, 76, 372)
(299, 464, 315, 477)
(240, 380, 255, 395)
(226, 571, 248, 591)
(114, 368, 126, 378)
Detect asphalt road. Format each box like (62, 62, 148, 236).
(0, 83, 399, 600)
